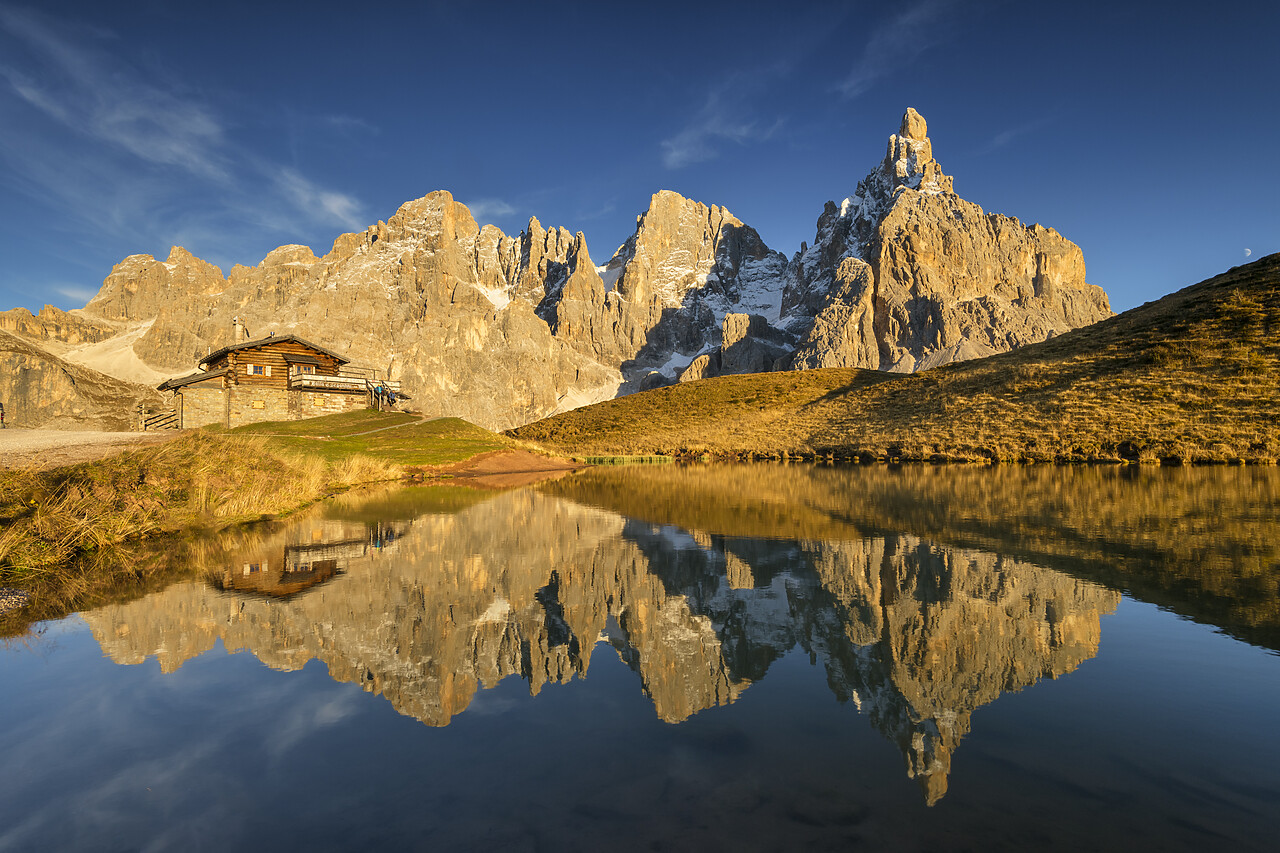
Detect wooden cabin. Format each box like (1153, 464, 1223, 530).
(156, 333, 404, 428)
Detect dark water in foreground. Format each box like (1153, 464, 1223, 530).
(2, 465, 1279, 851)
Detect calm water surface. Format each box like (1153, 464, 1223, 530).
(2, 465, 1278, 851)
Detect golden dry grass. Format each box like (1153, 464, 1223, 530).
(0, 431, 401, 580)
(511, 254, 1280, 464)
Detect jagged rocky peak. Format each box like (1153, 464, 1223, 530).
(259, 244, 319, 267)
(884, 106, 952, 196)
(828, 106, 955, 256)
(511, 215, 579, 309)
(780, 106, 1111, 374)
(592, 189, 788, 377)
(612, 190, 779, 309)
(85, 245, 227, 322)
(21, 106, 1115, 431)
(388, 190, 478, 237)
(318, 190, 477, 264)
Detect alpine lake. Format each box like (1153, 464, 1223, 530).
(2, 463, 1278, 852)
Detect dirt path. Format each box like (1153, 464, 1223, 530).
(0, 429, 176, 470)
(432, 449, 585, 488)
(345, 415, 439, 436)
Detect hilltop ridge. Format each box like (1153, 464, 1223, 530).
(510, 253, 1280, 464)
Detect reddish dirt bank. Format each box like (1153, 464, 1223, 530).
(430, 449, 585, 488)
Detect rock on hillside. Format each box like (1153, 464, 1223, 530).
(0, 329, 166, 430)
(0, 304, 119, 346)
(10, 108, 1112, 430)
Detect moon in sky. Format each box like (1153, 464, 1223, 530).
(1245, 248, 1252, 257)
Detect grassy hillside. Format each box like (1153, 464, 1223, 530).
(511, 254, 1280, 463)
(227, 411, 512, 466)
(0, 413, 511, 605)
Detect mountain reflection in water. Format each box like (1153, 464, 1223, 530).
(87, 468, 1258, 805)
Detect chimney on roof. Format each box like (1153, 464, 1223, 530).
(233, 316, 246, 343)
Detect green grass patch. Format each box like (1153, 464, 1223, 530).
(265, 416, 510, 467)
(227, 409, 419, 437)
(223, 412, 512, 467)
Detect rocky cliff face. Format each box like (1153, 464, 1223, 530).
(105, 194, 625, 430)
(7, 108, 1111, 430)
(0, 304, 118, 346)
(783, 107, 1110, 372)
(0, 328, 165, 429)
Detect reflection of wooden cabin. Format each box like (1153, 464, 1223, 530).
(155, 330, 405, 429)
(228, 552, 343, 598)
(214, 522, 405, 599)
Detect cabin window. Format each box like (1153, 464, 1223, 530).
(293, 364, 316, 375)
(245, 364, 271, 376)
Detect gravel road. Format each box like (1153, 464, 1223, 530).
(0, 429, 176, 470)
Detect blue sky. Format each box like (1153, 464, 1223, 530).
(0, 0, 1276, 315)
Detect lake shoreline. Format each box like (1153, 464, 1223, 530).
(0, 413, 590, 630)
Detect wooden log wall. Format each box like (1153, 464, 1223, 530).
(206, 342, 344, 389)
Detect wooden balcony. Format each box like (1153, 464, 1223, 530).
(288, 368, 402, 395)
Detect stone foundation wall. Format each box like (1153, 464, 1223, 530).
(290, 390, 368, 419)
(228, 387, 291, 426)
(181, 386, 371, 427)
(180, 387, 227, 428)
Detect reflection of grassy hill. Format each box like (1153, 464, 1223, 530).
(545, 465, 1280, 651)
(320, 483, 499, 523)
(513, 255, 1280, 463)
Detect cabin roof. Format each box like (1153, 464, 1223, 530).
(158, 368, 228, 391)
(200, 334, 351, 369)
(281, 352, 323, 365)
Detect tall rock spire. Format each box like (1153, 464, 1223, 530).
(883, 106, 953, 196)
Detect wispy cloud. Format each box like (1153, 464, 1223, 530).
(574, 200, 616, 221)
(54, 283, 97, 302)
(0, 5, 366, 265)
(660, 68, 787, 170)
(274, 168, 364, 230)
(319, 114, 380, 135)
(463, 198, 516, 223)
(975, 116, 1054, 155)
(837, 0, 958, 99)
(0, 6, 230, 180)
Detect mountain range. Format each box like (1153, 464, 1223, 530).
(0, 108, 1111, 430)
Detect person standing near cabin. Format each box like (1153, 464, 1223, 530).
(0, 400, 5, 429)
